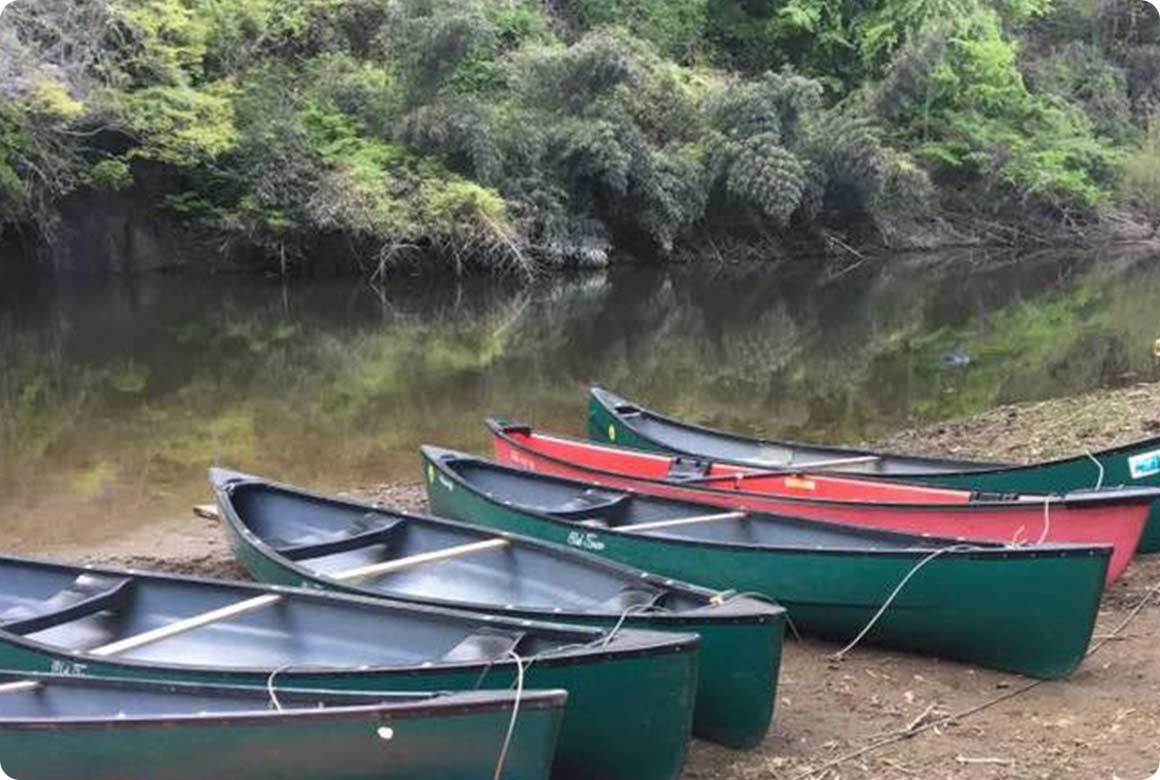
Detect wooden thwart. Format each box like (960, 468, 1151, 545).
(92, 594, 282, 657)
(0, 681, 40, 694)
(623, 511, 746, 533)
(79, 538, 510, 659)
(329, 538, 510, 582)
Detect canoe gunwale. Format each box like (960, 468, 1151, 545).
(0, 555, 702, 678)
(429, 444, 1113, 565)
(213, 469, 784, 629)
(590, 385, 1160, 481)
(590, 386, 1001, 471)
(0, 675, 568, 730)
(490, 420, 1160, 511)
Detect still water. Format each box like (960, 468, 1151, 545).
(3, 247, 1159, 549)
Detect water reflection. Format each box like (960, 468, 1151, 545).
(2, 247, 1159, 548)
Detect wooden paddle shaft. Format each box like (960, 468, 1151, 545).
(0, 681, 39, 694)
(624, 511, 746, 532)
(86, 538, 511, 658)
(688, 454, 881, 483)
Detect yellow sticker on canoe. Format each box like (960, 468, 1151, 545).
(608, 424, 616, 442)
(427, 464, 435, 483)
(784, 477, 816, 490)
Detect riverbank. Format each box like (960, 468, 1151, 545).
(41, 379, 1160, 778)
(870, 380, 1160, 464)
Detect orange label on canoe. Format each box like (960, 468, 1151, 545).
(784, 477, 816, 490)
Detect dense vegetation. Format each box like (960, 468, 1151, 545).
(1, 0, 1158, 273)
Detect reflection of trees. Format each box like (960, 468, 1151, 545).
(4, 249, 1160, 524)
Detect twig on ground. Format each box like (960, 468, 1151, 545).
(903, 703, 937, 734)
(955, 755, 1014, 766)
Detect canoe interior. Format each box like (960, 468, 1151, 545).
(496, 423, 988, 504)
(428, 449, 1007, 552)
(222, 472, 707, 615)
(590, 386, 996, 475)
(0, 557, 606, 672)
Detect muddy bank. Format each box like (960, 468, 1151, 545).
(43, 380, 1160, 779)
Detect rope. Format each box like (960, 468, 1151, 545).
(492, 650, 526, 780)
(793, 578, 1160, 780)
(601, 602, 665, 647)
(712, 590, 802, 640)
(266, 664, 293, 712)
(1037, 495, 1052, 545)
(1085, 450, 1105, 491)
(829, 545, 978, 662)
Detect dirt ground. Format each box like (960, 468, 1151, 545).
(49, 385, 1160, 780)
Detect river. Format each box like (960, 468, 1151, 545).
(2, 246, 1159, 549)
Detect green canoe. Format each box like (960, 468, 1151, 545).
(0, 673, 565, 780)
(421, 445, 1110, 679)
(213, 467, 784, 749)
(0, 556, 699, 780)
(588, 385, 1160, 553)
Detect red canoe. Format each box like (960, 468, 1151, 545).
(488, 420, 1156, 585)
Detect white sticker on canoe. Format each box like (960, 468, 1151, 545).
(567, 531, 606, 552)
(1128, 450, 1160, 480)
(49, 660, 87, 677)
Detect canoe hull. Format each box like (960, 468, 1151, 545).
(0, 696, 563, 780)
(227, 517, 781, 749)
(424, 451, 1108, 680)
(892, 451, 1160, 553)
(588, 387, 1160, 554)
(501, 426, 1146, 584)
(0, 641, 695, 780)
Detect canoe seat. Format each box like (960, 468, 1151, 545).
(666, 456, 712, 481)
(596, 585, 667, 613)
(0, 574, 134, 635)
(273, 516, 405, 561)
(614, 405, 642, 417)
(441, 628, 526, 663)
(547, 489, 630, 526)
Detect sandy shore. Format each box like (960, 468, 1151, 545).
(54, 383, 1160, 779)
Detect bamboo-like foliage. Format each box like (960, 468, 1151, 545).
(1, 0, 1155, 271)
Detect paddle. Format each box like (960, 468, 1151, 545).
(679, 454, 881, 484)
(621, 511, 747, 532)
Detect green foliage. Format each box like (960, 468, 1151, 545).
(1025, 42, 1132, 142)
(558, 0, 708, 60)
(1120, 119, 1160, 221)
(1, 0, 1157, 270)
(88, 160, 135, 191)
(870, 10, 1122, 211)
(118, 82, 239, 166)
